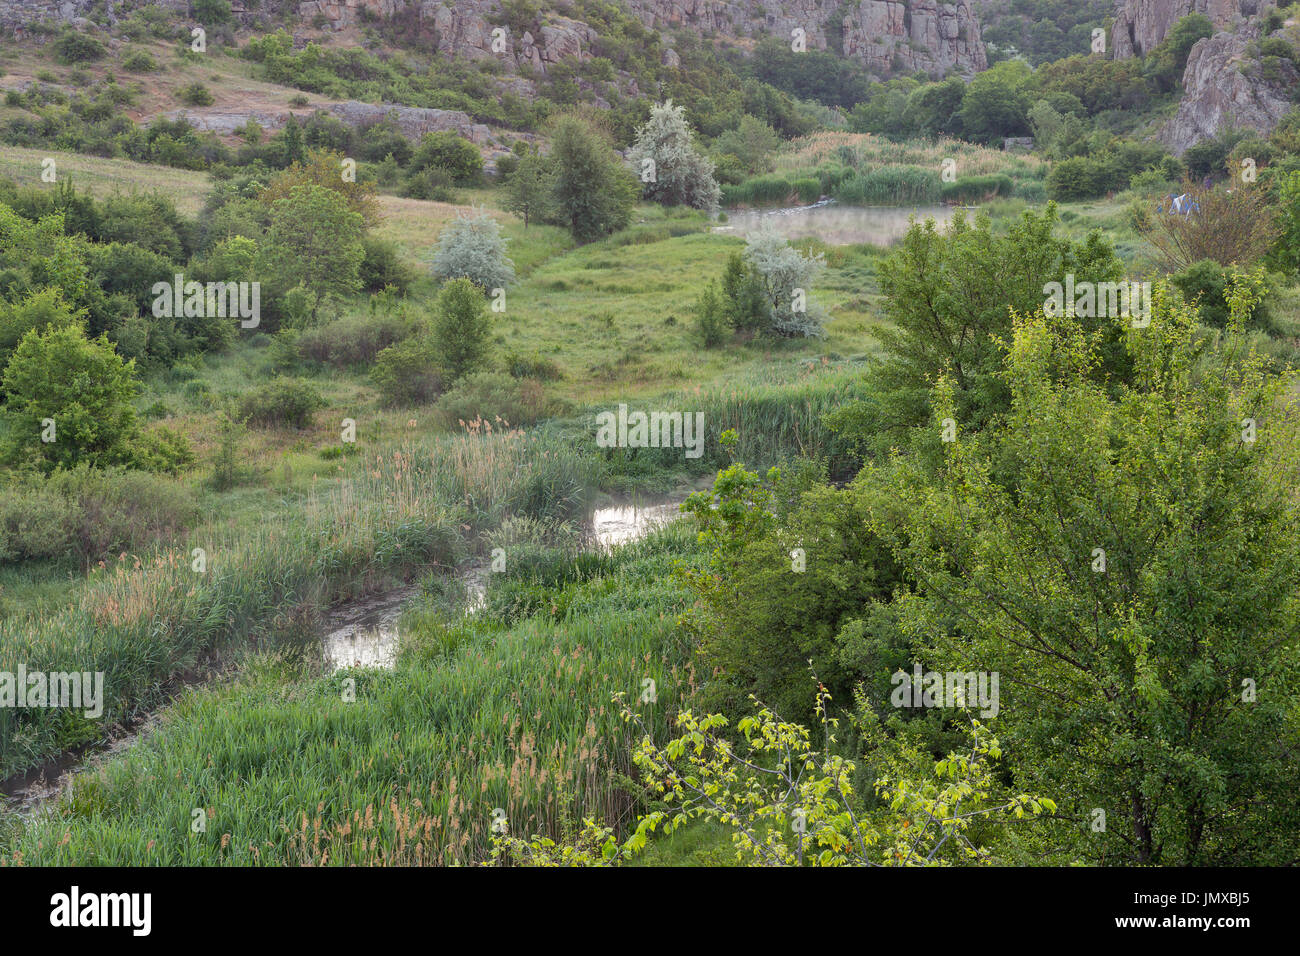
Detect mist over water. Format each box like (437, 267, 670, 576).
(715, 202, 956, 246)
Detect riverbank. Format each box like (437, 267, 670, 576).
(0, 514, 706, 865)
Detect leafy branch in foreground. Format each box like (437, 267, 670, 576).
(488, 683, 1055, 866)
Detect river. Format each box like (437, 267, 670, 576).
(3, 494, 690, 813)
(714, 200, 955, 246)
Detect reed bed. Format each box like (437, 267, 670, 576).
(5, 525, 701, 865)
(775, 131, 1047, 178)
(0, 425, 601, 779)
(1, 368, 860, 780)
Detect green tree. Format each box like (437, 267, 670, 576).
(428, 210, 515, 291)
(1, 324, 140, 472)
(410, 131, 484, 185)
(1272, 169, 1300, 275)
(0, 289, 84, 371)
(433, 278, 491, 379)
(873, 279, 1300, 865)
(957, 60, 1032, 143)
(720, 250, 770, 333)
(1148, 13, 1214, 91)
(258, 184, 366, 322)
(548, 115, 638, 243)
(693, 280, 727, 347)
(503, 151, 553, 229)
(626, 100, 721, 213)
(827, 204, 1126, 449)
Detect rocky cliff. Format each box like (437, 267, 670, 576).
(1110, 0, 1273, 58)
(1160, 29, 1297, 154)
(297, 0, 986, 80)
(623, 0, 986, 77)
(2, 0, 987, 80)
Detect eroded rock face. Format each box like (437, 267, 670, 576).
(325, 99, 495, 143)
(155, 99, 496, 144)
(290, 0, 985, 79)
(1160, 31, 1296, 154)
(2, 0, 986, 80)
(1110, 0, 1274, 59)
(625, 0, 986, 77)
(0, 0, 188, 31)
(843, 0, 987, 76)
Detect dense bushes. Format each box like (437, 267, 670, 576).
(371, 337, 446, 406)
(0, 466, 196, 567)
(1046, 140, 1170, 200)
(1171, 260, 1278, 331)
(435, 372, 552, 429)
(236, 376, 326, 428)
(52, 28, 107, 64)
(296, 313, 414, 368)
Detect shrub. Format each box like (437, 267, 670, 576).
(0, 481, 75, 564)
(178, 83, 215, 107)
(720, 250, 770, 333)
(297, 313, 413, 367)
(0, 325, 142, 473)
(694, 280, 728, 347)
(236, 376, 325, 428)
(55, 465, 196, 567)
(1171, 260, 1277, 331)
(193, 0, 234, 24)
(744, 228, 827, 337)
(209, 412, 247, 491)
(433, 277, 492, 379)
(428, 210, 515, 291)
(400, 165, 456, 201)
(1046, 155, 1122, 200)
(410, 131, 483, 185)
(53, 29, 107, 64)
(0, 466, 196, 567)
(504, 351, 563, 381)
(133, 424, 196, 475)
(121, 49, 158, 72)
(435, 372, 550, 429)
(370, 337, 446, 406)
(1138, 183, 1281, 271)
(359, 236, 415, 293)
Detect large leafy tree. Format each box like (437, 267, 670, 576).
(828, 203, 1126, 450)
(626, 100, 721, 213)
(257, 184, 366, 322)
(871, 280, 1300, 865)
(547, 115, 638, 243)
(1, 324, 141, 472)
(259, 148, 381, 226)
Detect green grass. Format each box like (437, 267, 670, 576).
(2, 523, 704, 865)
(0, 145, 212, 216)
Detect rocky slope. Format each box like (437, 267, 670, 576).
(1110, 0, 1274, 58)
(1, 0, 986, 80)
(1160, 28, 1297, 154)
